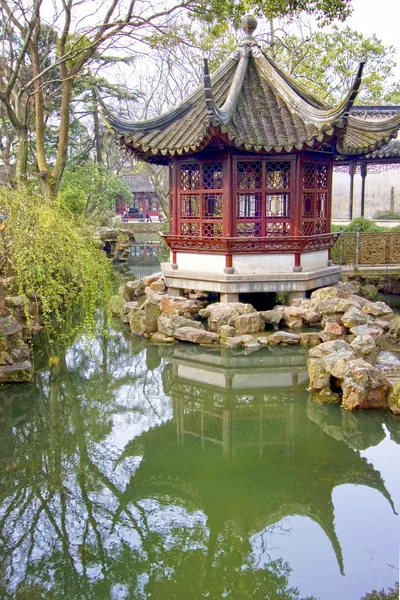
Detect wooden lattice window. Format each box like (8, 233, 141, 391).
(234, 159, 293, 237)
(179, 162, 223, 237)
(301, 162, 329, 235)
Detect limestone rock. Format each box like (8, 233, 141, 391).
(307, 358, 331, 390)
(222, 335, 253, 348)
(388, 316, 400, 337)
(0, 361, 33, 383)
(340, 306, 372, 328)
(361, 300, 393, 317)
(375, 351, 400, 373)
(387, 379, 400, 414)
(142, 273, 163, 287)
(309, 339, 354, 358)
(244, 338, 261, 350)
(0, 316, 22, 337)
(360, 284, 378, 299)
(323, 322, 346, 336)
(342, 359, 389, 410)
(260, 309, 283, 327)
(318, 297, 361, 315)
(234, 312, 263, 334)
(173, 327, 219, 344)
(335, 281, 361, 295)
(321, 350, 355, 380)
(158, 314, 203, 337)
(161, 295, 200, 317)
(350, 335, 377, 357)
(149, 280, 166, 294)
(151, 332, 175, 344)
(299, 332, 321, 346)
(310, 287, 345, 301)
(122, 280, 146, 302)
(129, 299, 161, 336)
(220, 325, 236, 339)
(267, 331, 300, 345)
(109, 295, 125, 317)
(310, 387, 341, 404)
(199, 302, 256, 332)
(350, 324, 383, 339)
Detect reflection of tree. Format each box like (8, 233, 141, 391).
(0, 327, 318, 599)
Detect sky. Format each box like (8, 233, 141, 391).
(345, 0, 400, 78)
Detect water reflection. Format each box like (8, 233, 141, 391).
(0, 326, 398, 599)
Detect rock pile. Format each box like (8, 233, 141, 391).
(110, 276, 400, 413)
(93, 227, 136, 261)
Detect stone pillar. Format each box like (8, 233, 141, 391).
(287, 290, 306, 305)
(168, 287, 184, 297)
(220, 292, 239, 303)
(360, 164, 367, 218)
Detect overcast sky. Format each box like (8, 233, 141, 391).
(345, 0, 400, 78)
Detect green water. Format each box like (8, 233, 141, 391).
(0, 322, 399, 600)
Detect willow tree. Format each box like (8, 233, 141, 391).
(0, 0, 354, 197)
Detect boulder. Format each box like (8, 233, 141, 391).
(260, 309, 283, 327)
(243, 338, 261, 350)
(307, 358, 331, 390)
(151, 332, 175, 344)
(161, 295, 200, 317)
(340, 306, 372, 328)
(222, 335, 253, 348)
(173, 327, 219, 344)
(109, 295, 125, 317)
(149, 280, 166, 294)
(350, 335, 377, 357)
(309, 339, 354, 359)
(321, 350, 355, 380)
(0, 316, 22, 337)
(129, 299, 161, 336)
(267, 331, 300, 345)
(350, 324, 383, 339)
(234, 312, 263, 334)
(310, 287, 345, 301)
(335, 281, 361, 295)
(220, 325, 236, 339)
(360, 284, 378, 299)
(142, 273, 163, 287)
(323, 322, 346, 336)
(375, 351, 400, 373)
(388, 316, 400, 337)
(317, 297, 361, 315)
(299, 332, 321, 346)
(310, 387, 341, 404)
(342, 359, 389, 410)
(157, 314, 204, 337)
(387, 379, 400, 414)
(199, 302, 256, 332)
(121, 280, 146, 302)
(361, 300, 393, 317)
(0, 361, 34, 383)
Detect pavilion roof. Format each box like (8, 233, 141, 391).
(102, 16, 400, 165)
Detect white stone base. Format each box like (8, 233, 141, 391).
(162, 262, 341, 296)
(174, 250, 329, 274)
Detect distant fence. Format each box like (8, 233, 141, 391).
(331, 232, 400, 267)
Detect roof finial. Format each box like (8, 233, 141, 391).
(241, 14, 257, 36)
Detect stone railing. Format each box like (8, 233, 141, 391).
(331, 232, 400, 267)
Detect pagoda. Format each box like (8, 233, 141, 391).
(104, 15, 400, 302)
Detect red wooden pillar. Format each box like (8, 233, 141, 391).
(224, 152, 234, 272)
(293, 154, 302, 271)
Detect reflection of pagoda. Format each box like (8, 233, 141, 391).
(123, 347, 396, 577)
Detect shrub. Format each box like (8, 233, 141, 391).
(0, 187, 115, 340)
(374, 210, 400, 220)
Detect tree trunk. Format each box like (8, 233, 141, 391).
(16, 128, 29, 184)
(91, 86, 104, 164)
(50, 77, 74, 198)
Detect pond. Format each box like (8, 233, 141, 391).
(0, 318, 399, 600)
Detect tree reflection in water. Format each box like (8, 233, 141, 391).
(0, 323, 398, 599)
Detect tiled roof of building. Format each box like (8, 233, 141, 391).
(102, 16, 400, 165)
(122, 173, 155, 193)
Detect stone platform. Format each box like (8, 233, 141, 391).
(161, 262, 341, 302)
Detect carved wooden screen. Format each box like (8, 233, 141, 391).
(235, 159, 293, 237)
(179, 162, 223, 237)
(301, 162, 330, 235)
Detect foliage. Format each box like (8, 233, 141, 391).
(276, 25, 399, 104)
(0, 187, 115, 340)
(361, 583, 399, 600)
(59, 163, 131, 224)
(159, 219, 170, 262)
(374, 210, 400, 220)
(334, 217, 385, 233)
